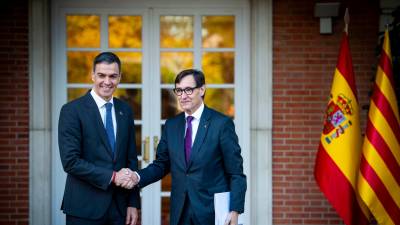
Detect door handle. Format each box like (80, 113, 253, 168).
(143, 136, 150, 162)
(153, 136, 159, 158)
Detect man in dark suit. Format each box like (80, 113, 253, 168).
(58, 52, 140, 225)
(134, 69, 246, 225)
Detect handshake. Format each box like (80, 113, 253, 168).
(113, 168, 140, 189)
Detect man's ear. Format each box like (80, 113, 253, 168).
(200, 85, 206, 97)
(118, 73, 122, 82)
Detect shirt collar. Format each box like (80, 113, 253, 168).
(90, 89, 114, 108)
(185, 103, 204, 121)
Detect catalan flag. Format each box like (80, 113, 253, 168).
(314, 32, 369, 225)
(357, 29, 400, 225)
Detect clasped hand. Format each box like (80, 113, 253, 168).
(114, 168, 139, 189)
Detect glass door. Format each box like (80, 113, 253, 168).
(153, 10, 239, 225)
(52, 4, 249, 225)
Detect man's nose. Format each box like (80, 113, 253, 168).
(181, 91, 189, 98)
(104, 76, 112, 84)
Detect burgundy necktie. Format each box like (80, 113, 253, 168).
(184, 116, 194, 164)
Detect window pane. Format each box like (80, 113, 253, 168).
(114, 89, 142, 120)
(160, 16, 193, 48)
(161, 89, 180, 120)
(67, 51, 99, 83)
(205, 88, 234, 118)
(67, 15, 100, 48)
(161, 197, 170, 225)
(115, 52, 142, 83)
(109, 15, 142, 48)
(161, 173, 171, 192)
(202, 52, 234, 83)
(67, 88, 89, 102)
(202, 16, 235, 48)
(161, 52, 193, 84)
(135, 125, 142, 157)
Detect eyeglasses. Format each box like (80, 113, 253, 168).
(173, 86, 199, 96)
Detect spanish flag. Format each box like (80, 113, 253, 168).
(357, 29, 400, 225)
(314, 32, 369, 225)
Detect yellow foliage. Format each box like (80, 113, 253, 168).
(161, 52, 193, 83)
(160, 16, 193, 48)
(67, 51, 99, 83)
(202, 52, 234, 84)
(202, 16, 235, 48)
(109, 16, 142, 48)
(67, 15, 100, 48)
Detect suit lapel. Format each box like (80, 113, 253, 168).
(176, 113, 186, 168)
(84, 93, 114, 158)
(187, 106, 211, 169)
(114, 99, 125, 161)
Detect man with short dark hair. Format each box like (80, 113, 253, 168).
(135, 69, 247, 225)
(58, 52, 140, 225)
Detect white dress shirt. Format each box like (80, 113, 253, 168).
(185, 103, 204, 144)
(90, 89, 117, 139)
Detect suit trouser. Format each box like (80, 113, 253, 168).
(66, 197, 125, 225)
(178, 197, 202, 225)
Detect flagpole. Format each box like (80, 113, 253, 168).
(344, 8, 350, 34)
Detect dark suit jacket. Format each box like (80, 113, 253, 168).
(58, 92, 140, 219)
(138, 105, 246, 225)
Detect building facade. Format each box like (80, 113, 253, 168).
(0, 0, 398, 224)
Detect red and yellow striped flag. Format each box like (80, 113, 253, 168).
(358, 29, 400, 225)
(314, 32, 369, 225)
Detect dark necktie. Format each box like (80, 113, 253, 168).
(105, 102, 115, 155)
(184, 116, 194, 164)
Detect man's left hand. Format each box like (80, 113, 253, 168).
(126, 207, 138, 225)
(224, 211, 238, 225)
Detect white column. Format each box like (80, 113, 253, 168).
(250, 0, 273, 224)
(29, 0, 52, 224)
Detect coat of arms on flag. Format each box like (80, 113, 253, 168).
(323, 93, 354, 144)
